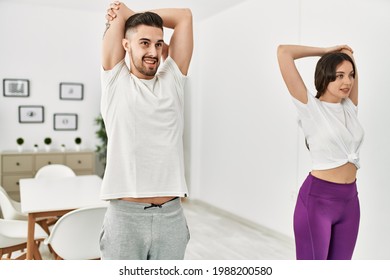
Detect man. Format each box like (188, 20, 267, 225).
(100, 1, 193, 260)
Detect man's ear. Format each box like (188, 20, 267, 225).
(122, 38, 130, 52)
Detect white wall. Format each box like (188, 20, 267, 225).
(193, 0, 299, 238)
(0, 1, 103, 152)
(193, 0, 390, 259)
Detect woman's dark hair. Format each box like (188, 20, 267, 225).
(314, 52, 355, 98)
(124, 12, 163, 37)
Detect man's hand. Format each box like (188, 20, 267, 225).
(106, 1, 121, 21)
(102, 1, 133, 70)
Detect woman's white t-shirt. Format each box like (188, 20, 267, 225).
(292, 91, 364, 170)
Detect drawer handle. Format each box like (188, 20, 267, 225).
(16, 162, 20, 166)
(16, 182, 19, 186)
(48, 161, 52, 165)
(78, 160, 82, 164)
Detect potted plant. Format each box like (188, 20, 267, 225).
(44, 137, 52, 152)
(75, 137, 82, 151)
(95, 115, 107, 176)
(33, 144, 39, 153)
(61, 144, 66, 152)
(16, 137, 24, 152)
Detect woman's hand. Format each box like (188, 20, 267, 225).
(325, 45, 353, 55)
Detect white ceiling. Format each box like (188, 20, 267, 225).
(4, 0, 246, 21)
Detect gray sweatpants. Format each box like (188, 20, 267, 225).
(99, 198, 190, 260)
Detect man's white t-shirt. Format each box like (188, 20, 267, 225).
(100, 57, 188, 200)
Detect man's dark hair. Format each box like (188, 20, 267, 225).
(314, 52, 356, 98)
(124, 12, 163, 37)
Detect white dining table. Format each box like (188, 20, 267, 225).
(19, 174, 107, 260)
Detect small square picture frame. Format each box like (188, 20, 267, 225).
(53, 113, 78, 131)
(19, 106, 44, 123)
(59, 82, 84, 100)
(3, 79, 30, 97)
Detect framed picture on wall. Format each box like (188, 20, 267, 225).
(54, 113, 78, 131)
(19, 106, 44, 123)
(3, 79, 30, 97)
(59, 82, 83, 100)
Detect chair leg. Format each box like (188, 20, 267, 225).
(47, 244, 55, 254)
(15, 253, 27, 260)
(36, 220, 54, 256)
(32, 244, 42, 260)
(47, 247, 60, 260)
(0, 243, 28, 260)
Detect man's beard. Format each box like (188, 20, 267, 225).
(131, 52, 160, 77)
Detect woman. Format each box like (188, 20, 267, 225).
(277, 45, 364, 260)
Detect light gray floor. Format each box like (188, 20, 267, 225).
(37, 199, 295, 260)
(183, 199, 295, 260)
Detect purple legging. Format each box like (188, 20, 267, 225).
(293, 173, 360, 260)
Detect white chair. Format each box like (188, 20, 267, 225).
(0, 219, 48, 260)
(44, 206, 107, 260)
(0, 185, 52, 235)
(34, 164, 77, 229)
(35, 164, 76, 179)
(0, 185, 27, 220)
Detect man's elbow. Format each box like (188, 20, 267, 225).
(181, 8, 193, 22)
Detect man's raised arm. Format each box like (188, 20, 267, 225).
(102, 2, 133, 70)
(153, 8, 193, 75)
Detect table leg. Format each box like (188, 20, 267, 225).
(26, 213, 36, 260)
